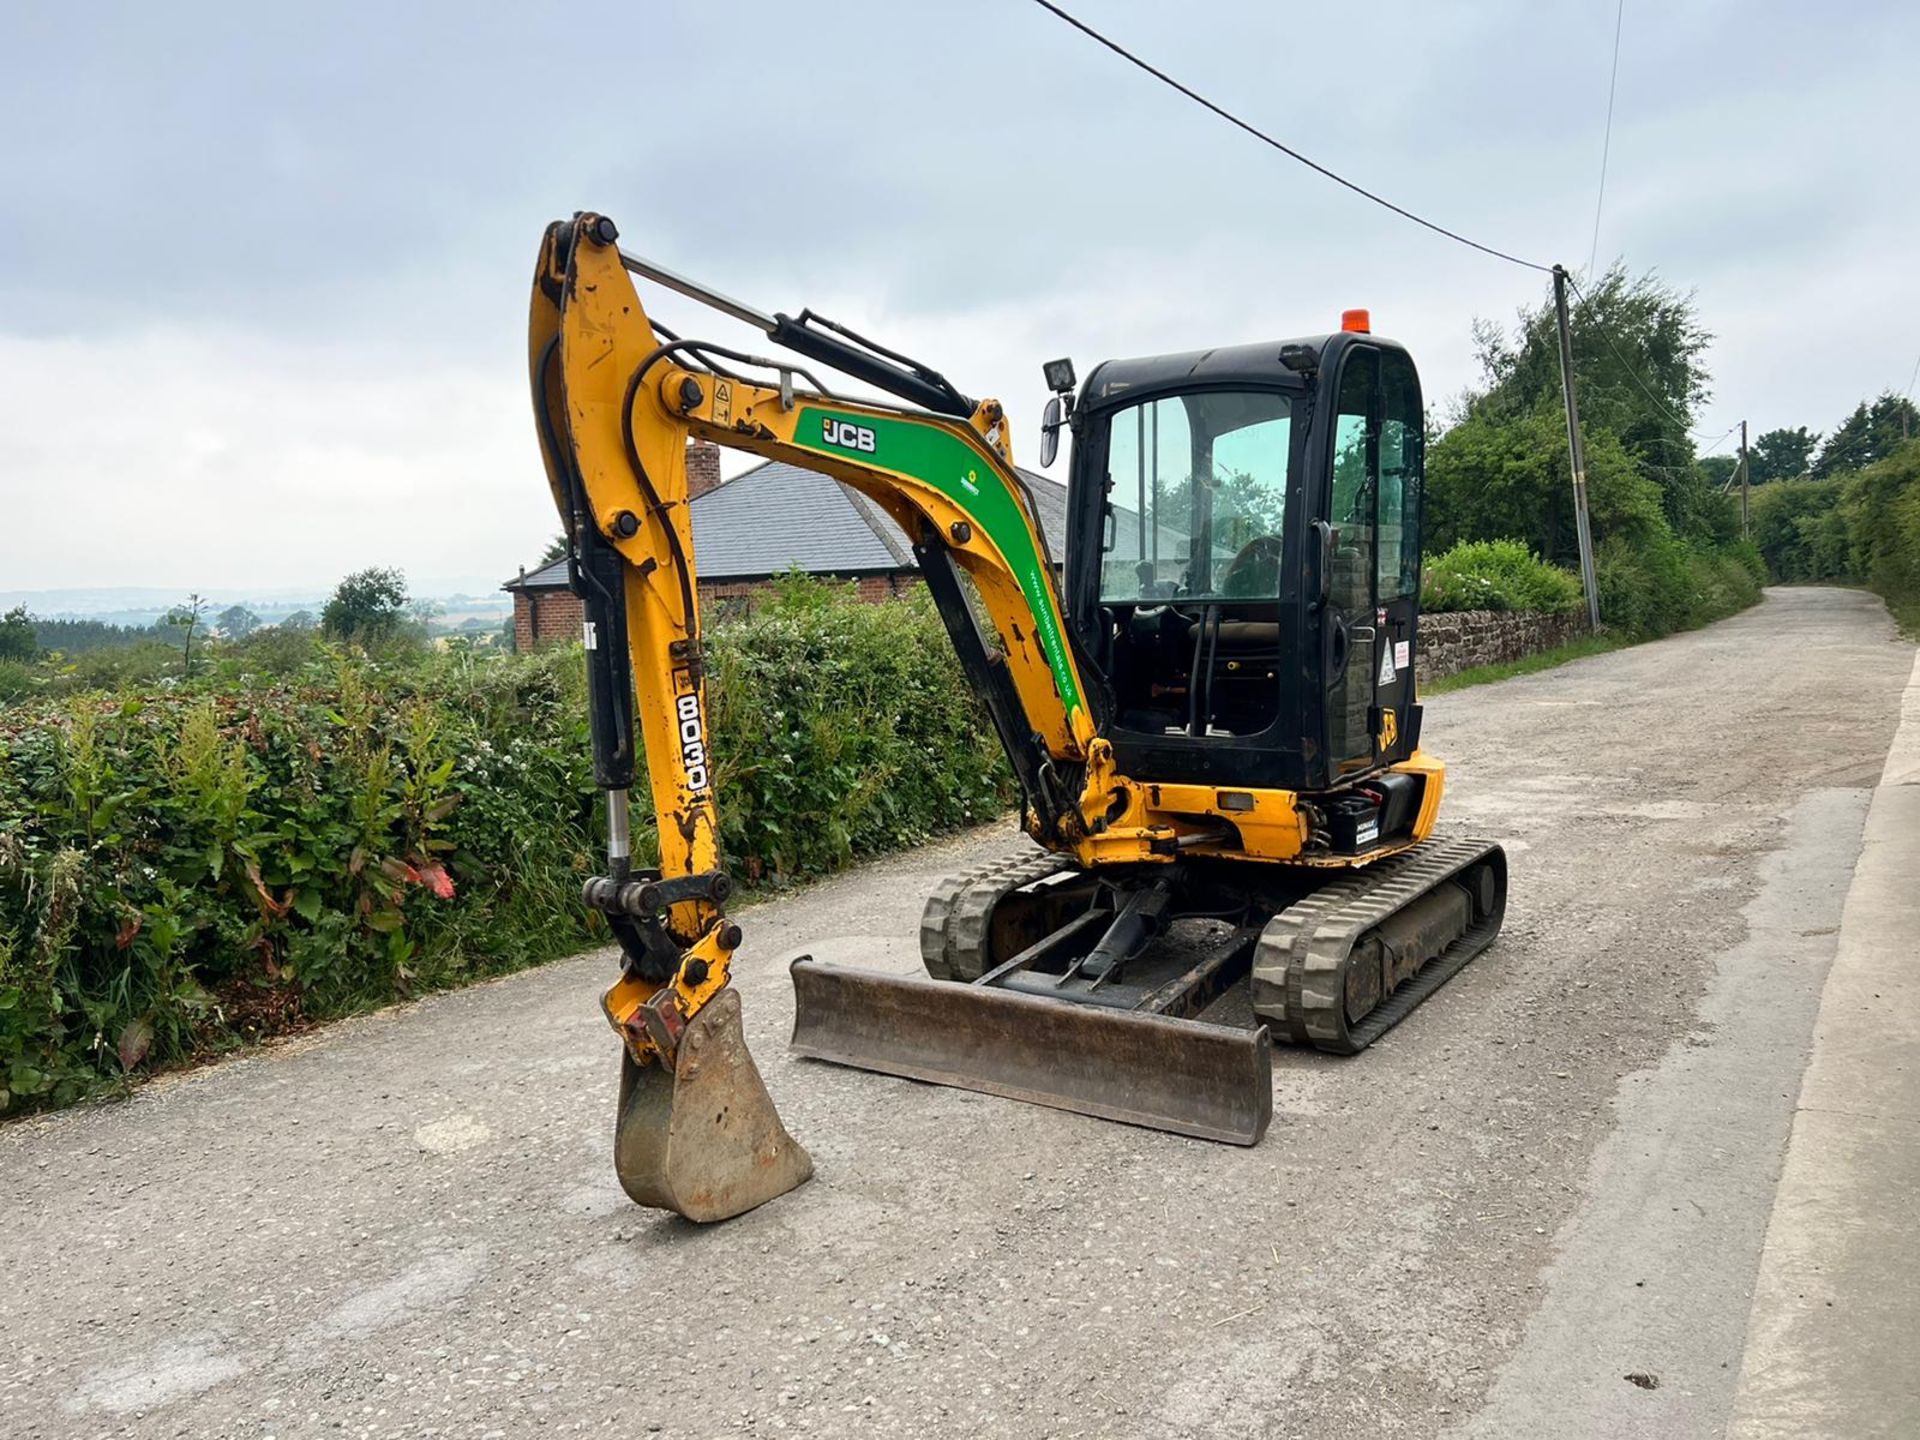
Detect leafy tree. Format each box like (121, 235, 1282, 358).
(1839, 439, 1920, 598)
(1698, 454, 1738, 490)
(539, 533, 570, 565)
(1426, 406, 1672, 567)
(0, 604, 40, 661)
(1424, 266, 1770, 637)
(1749, 426, 1820, 483)
(1874, 393, 1920, 445)
(23, 616, 161, 654)
(279, 609, 316, 631)
(1751, 480, 1851, 581)
(162, 593, 210, 674)
(1464, 265, 1719, 541)
(1813, 394, 1920, 477)
(1471, 266, 1709, 455)
(216, 604, 260, 639)
(321, 568, 408, 642)
(1815, 403, 1873, 478)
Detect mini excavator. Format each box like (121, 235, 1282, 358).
(530, 213, 1506, 1222)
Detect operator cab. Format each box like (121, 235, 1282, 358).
(1058, 321, 1426, 796)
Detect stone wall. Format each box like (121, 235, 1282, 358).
(1416, 608, 1590, 685)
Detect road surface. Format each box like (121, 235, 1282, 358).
(3, 587, 1913, 1439)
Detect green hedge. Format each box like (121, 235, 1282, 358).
(1, 650, 598, 1112)
(707, 578, 1010, 877)
(1419, 534, 1760, 640)
(1426, 400, 1763, 640)
(1751, 441, 1920, 630)
(0, 577, 1010, 1114)
(1421, 539, 1583, 615)
(1595, 533, 1765, 640)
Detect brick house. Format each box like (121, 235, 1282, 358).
(507, 438, 1068, 649)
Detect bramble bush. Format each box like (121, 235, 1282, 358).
(0, 577, 1011, 1114)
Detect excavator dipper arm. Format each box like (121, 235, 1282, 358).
(529, 212, 1155, 1219)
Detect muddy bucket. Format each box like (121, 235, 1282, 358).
(613, 987, 814, 1222)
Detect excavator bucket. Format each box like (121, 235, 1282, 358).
(789, 957, 1273, 1145)
(613, 987, 814, 1222)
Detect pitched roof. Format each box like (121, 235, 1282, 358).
(504, 556, 572, 592)
(506, 457, 1070, 590)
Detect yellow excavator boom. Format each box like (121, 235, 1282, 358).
(530, 213, 1126, 1219)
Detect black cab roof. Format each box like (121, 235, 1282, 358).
(1078, 329, 1408, 413)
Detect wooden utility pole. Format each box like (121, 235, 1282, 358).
(1551, 266, 1602, 630)
(1739, 420, 1751, 539)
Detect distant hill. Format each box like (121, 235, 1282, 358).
(3, 580, 512, 629)
(0, 586, 328, 626)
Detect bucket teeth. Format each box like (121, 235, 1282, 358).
(613, 986, 813, 1222)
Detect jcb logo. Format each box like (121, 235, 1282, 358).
(822, 417, 876, 453)
(676, 692, 710, 794)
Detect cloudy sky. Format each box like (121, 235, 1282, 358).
(3, 0, 1914, 595)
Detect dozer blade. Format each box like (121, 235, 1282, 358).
(613, 986, 814, 1222)
(789, 957, 1273, 1145)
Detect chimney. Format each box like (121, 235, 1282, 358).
(686, 438, 723, 500)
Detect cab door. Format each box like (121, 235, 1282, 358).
(1325, 345, 1380, 776)
(1372, 348, 1424, 764)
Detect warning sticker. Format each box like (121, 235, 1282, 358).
(1378, 647, 1396, 684)
(1394, 640, 1411, 671)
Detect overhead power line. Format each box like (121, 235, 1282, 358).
(1026, 0, 1555, 274)
(1588, 0, 1626, 276)
(1696, 423, 1739, 456)
(1029, 0, 1747, 471)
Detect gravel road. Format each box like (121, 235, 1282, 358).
(3, 587, 1911, 1440)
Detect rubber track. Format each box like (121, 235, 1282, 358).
(919, 851, 1077, 981)
(1251, 835, 1506, 1054)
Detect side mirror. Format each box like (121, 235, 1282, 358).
(1039, 394, 1068, 468)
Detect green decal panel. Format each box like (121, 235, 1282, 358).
(794, 406, 1083, 719)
